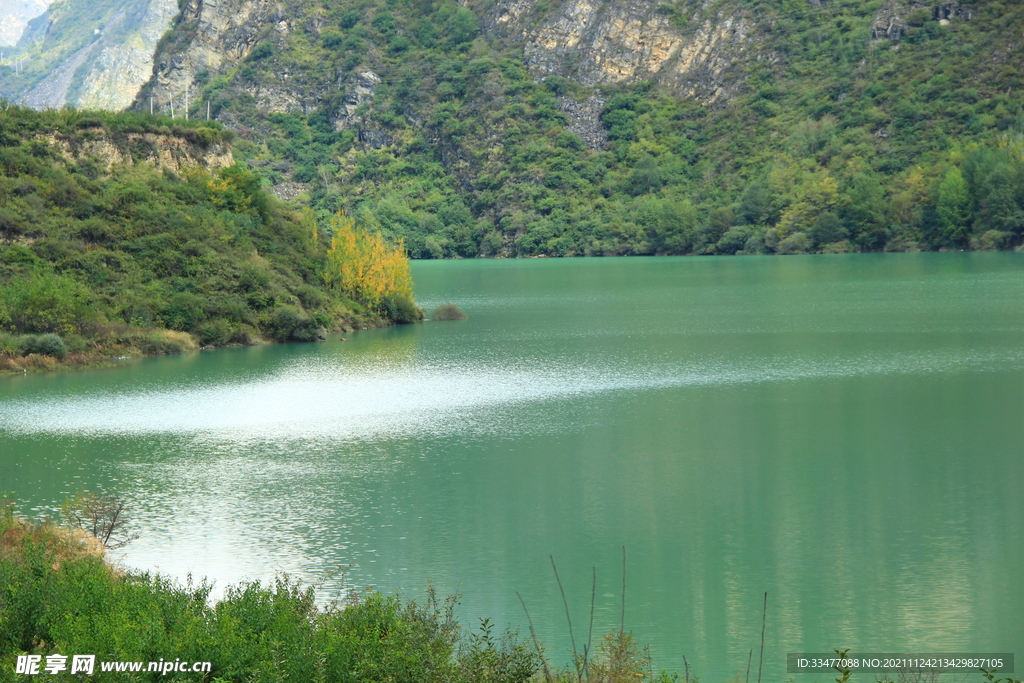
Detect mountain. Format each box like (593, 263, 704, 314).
(2, 0, 1023, 257)
(130, 0, 1024, 256)
(0, 0, 176, 110)
(0, 0, 53, 47)
(0, 105, 417, 370)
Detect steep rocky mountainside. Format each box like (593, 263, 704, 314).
(482, 0, 762, 103)
(0, 0, 176, 110)
(0, 0, 53, 47)
(2, 0, 1023, 257)
(122, 0, 1023, 257)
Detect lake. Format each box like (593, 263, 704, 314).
(1, 253, 1022, 680)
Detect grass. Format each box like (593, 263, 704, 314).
(0, 500, 687, 683)
(431, 303, 468, 320)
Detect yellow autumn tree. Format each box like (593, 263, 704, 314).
(323, 212, 414, 307)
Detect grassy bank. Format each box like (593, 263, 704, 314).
(0, 502, 678, 682)
(0, 105, 420, 375)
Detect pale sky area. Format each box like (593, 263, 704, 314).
(0, 0, 53, 46)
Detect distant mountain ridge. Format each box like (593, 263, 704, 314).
(2, 0, 1024, 257)
(0, 0, 175, 110)
(0, 0, 52, 47)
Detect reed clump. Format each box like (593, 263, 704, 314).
(432, 303, 468, 320)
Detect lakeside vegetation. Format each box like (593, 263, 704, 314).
(163, 0, 1024, 257)
(4, 501, 1021, 683)
(0, 500, 677, 683)
(0, 105, 419, 373)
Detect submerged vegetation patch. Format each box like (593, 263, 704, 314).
(432, 303, 468, 320)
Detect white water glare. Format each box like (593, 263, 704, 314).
(1, 345, 1017, 440)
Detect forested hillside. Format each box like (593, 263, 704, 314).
(0, 104, 417, 370)
(131, 0, 1024, 257)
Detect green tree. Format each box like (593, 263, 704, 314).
(845, 173, 889, 250)
(656, 199, 698, 253)
(937, 166, 971, 246)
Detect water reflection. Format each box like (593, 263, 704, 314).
(1, 255, 1022, 680)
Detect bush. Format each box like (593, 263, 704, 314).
(457, 619, 539, 683)
(19, 333, 67, 358)
(229, 324, 258, 345)
(971, 230, 1011, 251)
(776, 232, 812, 255)
(431, 303, 467, 321)
(137, 330, 197, 355)
(820, 240, 854, 254)
(382, 294, 424, 324)
(267, 306, 322, 342)
(0, 333, 16, 355)
(161, 292, 206, 332)
(196, 319, 232, 347)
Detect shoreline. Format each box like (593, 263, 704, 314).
(0, 316, 400, 377)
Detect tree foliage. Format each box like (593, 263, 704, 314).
(0, 105, 415, 367)
(324, 212, 414, 307)
(180, 0, 1024, 256)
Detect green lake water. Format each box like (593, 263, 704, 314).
(1, 253, 1022, 680)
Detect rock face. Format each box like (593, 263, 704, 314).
(480, 0, 762, 103)
(15, 0, 178, 111)
(75, 0, 179, 110)
(140, 0, 285, 116)
(41, 129, 234, 173)
(870, 0, 971, 41)
(0, 0, 53, 47)
(557, 94, 607, 149)
(332, 71, 381, 131)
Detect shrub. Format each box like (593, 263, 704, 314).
(457, 619, 539, 683)
(14, 334, 38, 356)
(340, 9, 360, 29)
(3, 271, 94, 335)
(267, 306, 322, 342)
(229, 324, 258, 345)
(776, 232, 812, 255)
(431, 303, 467, 321)
(382, 294, 424, 324)
(137, 330, 197, 355)
(28, 333, 66, 360)
(820, 240, 854, 254)
(160, 292, 206, 332)
(195, 319, 232, 347)
(0, 333, 16, 355)
(294, 284, 327, 310)
(971, 229, 1011, 251)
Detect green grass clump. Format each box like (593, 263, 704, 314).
(432, 303, 468, 320)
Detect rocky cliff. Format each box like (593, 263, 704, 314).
(0, 0, 52, 47)
(41, 127, 233, 173)
(1, 0, 177, 111)
(480, 0, 764, 104)
(137, 0, 769, 118)
(136, 0, 287, 117)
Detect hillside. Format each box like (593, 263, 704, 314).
(0, 104, 417, 371)
(1, 0, 1023, 256)
(127, 0, 1024, 257)
(0, 0, 175, 110)
(0, 0, 52, 47)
